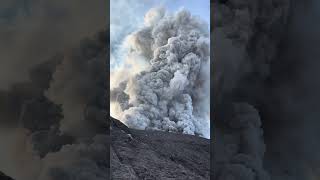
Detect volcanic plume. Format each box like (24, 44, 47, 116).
(110, 7, 210, 138)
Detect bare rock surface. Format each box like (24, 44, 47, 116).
(110, 117, 210, 180)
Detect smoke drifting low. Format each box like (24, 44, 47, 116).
(110, 7, 210, 138)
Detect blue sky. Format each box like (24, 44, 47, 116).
(110, 0, 210, 69)
(164, 0, 210, 24)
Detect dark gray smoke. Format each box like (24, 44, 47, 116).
(45, 32, 108, 138)
(0, 1, 108, 180)
(214, 0, 320, 179)
(0, 0, 106, 90)
(0, 29, 108, 180)
(0, 1, 108, 179)
(111, 7, 210, 138)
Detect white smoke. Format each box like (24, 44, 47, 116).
(110, 7, 210, 138)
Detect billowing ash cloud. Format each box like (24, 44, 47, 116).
(0, 30, 108, 180)
(214, 103, 270, 180)
(0, 0, 106, 90)
(214, 0, 320, 179)
(45, 32, 108, 138)
(110, 0, 155, 69)
(38, 135, 109, 180)
(0, 1, 108, 179)
(111, 7, 210, 138)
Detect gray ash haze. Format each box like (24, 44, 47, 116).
(0, 1, 108, 180)
(0, 31, 108, 180)
(213, 0, 320, 179)
(0, 0, 105, 90)
(110, 7, 210, 138)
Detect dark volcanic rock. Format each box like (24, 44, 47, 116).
(110, 117, 210, 180)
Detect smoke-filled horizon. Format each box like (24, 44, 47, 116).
(213, 0, 320, 179)
(0, 0, 106, 90)
(0, 30, 108, 180)
(110, 7, 210, 138)
(0, 1, 108, 179)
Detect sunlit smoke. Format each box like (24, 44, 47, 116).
(111, 7, 210, 138)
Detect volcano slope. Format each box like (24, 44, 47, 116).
(110, 117, 210, 180)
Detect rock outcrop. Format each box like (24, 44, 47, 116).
(110, 117, 210, 180)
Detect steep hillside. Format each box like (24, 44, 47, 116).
(110, 117, 210, 180)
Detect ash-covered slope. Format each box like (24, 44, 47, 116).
(110, 117, 210, 180)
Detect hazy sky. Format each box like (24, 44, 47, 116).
(110, 0, 210, 69)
